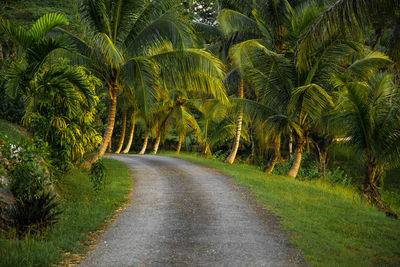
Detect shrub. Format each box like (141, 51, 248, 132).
(90, 159, 107, 192)
(0, 137, 60, 237)
(3, 192, 61, 238)
(326, 167, 352, 186)
(0, 137, 53, 199)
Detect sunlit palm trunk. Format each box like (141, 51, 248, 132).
(90, 86, 118, 163)
(287, 139, 305, 178)
(263, 136, 281, 173)
(139, 127, 149, 154)
(122, 119, 135, 154)
(289, 131, 293, 157)
(115, 110, 127, 154)
(225, 80, 244, 164)
(151, 135, 161, 154)
(176, 135, 184, 154)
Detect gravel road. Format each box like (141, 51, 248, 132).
(81, 155, 306, 267)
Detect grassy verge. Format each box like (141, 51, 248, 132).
(0, 119, 25, 141)
(162, 152, 400, 267)
(0, 158, 132, 267)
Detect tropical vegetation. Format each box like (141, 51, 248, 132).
(0, 0, 400, 265)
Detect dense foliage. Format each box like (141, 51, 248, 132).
(0, 0, 399, 261)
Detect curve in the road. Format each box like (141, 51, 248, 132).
(81, 155, 306, 267)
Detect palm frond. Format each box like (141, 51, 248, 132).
(296, 0, 400, 71)
(217, 9, 259, 37)
(28, 13, 69, 41)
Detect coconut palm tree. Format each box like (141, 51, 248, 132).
(77, 0, 188, 162)
(78, 0, 227, 162)
(228, 2, 331, 176)
(331, 51, 398, 217)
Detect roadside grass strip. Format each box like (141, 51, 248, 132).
(0, 158, 132, 267)
(163, 152, 400, 267)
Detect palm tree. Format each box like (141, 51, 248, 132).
(296, 0, 400, 70)
(228, 2, 331, 176)
(331, 51, 398, 217)
(0, 13, 93, 102)
(215, 0, 304, 164)
(78, 0, 226, 162)
(78, 0, 196, 162)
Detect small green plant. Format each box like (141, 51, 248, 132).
(326, 167, 352, 186)
(0, 137, 53, 199)
(90, 159, 107, 192)
(3, 192, 62, 238)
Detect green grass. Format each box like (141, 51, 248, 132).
(162, 152, 400, 267)
(0, 158, 132, 267)
(0, 119, 25, 141)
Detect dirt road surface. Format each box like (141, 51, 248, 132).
(81, 155, 306, 266)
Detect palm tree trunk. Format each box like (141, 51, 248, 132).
(314, 135, 333, 181)
(114, 110, 127, 154)
(364, 158, 398, 218)
(151, 135, 161, 154)
(108, 140, 112, 152)
(289, 131, 293, 157)
(90, 85, 118, 163)
(121, 119, 135, 154)
(176, 135, 184, 154)
(225, 80, 244, 164)
(287, 139, 305, 178)
(263, 136, 281, 173)
(139, 127, 149, 155)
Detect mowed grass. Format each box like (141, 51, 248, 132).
(0, 119, 25, 141)
(0, 158, 132, 267)
(163, 152, 400, 267)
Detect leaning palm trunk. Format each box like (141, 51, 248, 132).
(122, 119, 135, 154)
(263, 136, 281, 173)
(289, 131, 293, 157)
(139, 127, 149, 154)
(225, 80, 244, 164)
(314, 135, 333, 181)
(115, 110, 127, 154)
(176, 135, 184, 154)
(90, 86, 118, 163)
(287, 139, 305, 178)
(108, 140, 112, 152)
(151, 135, 161, 154)
(364, 159, 398, 219)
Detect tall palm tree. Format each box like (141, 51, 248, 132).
(216, 0, 299, 164)
(229, 2, 331, 176)
(78, 0, 190, 162)
(78, 0, 226, 162)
